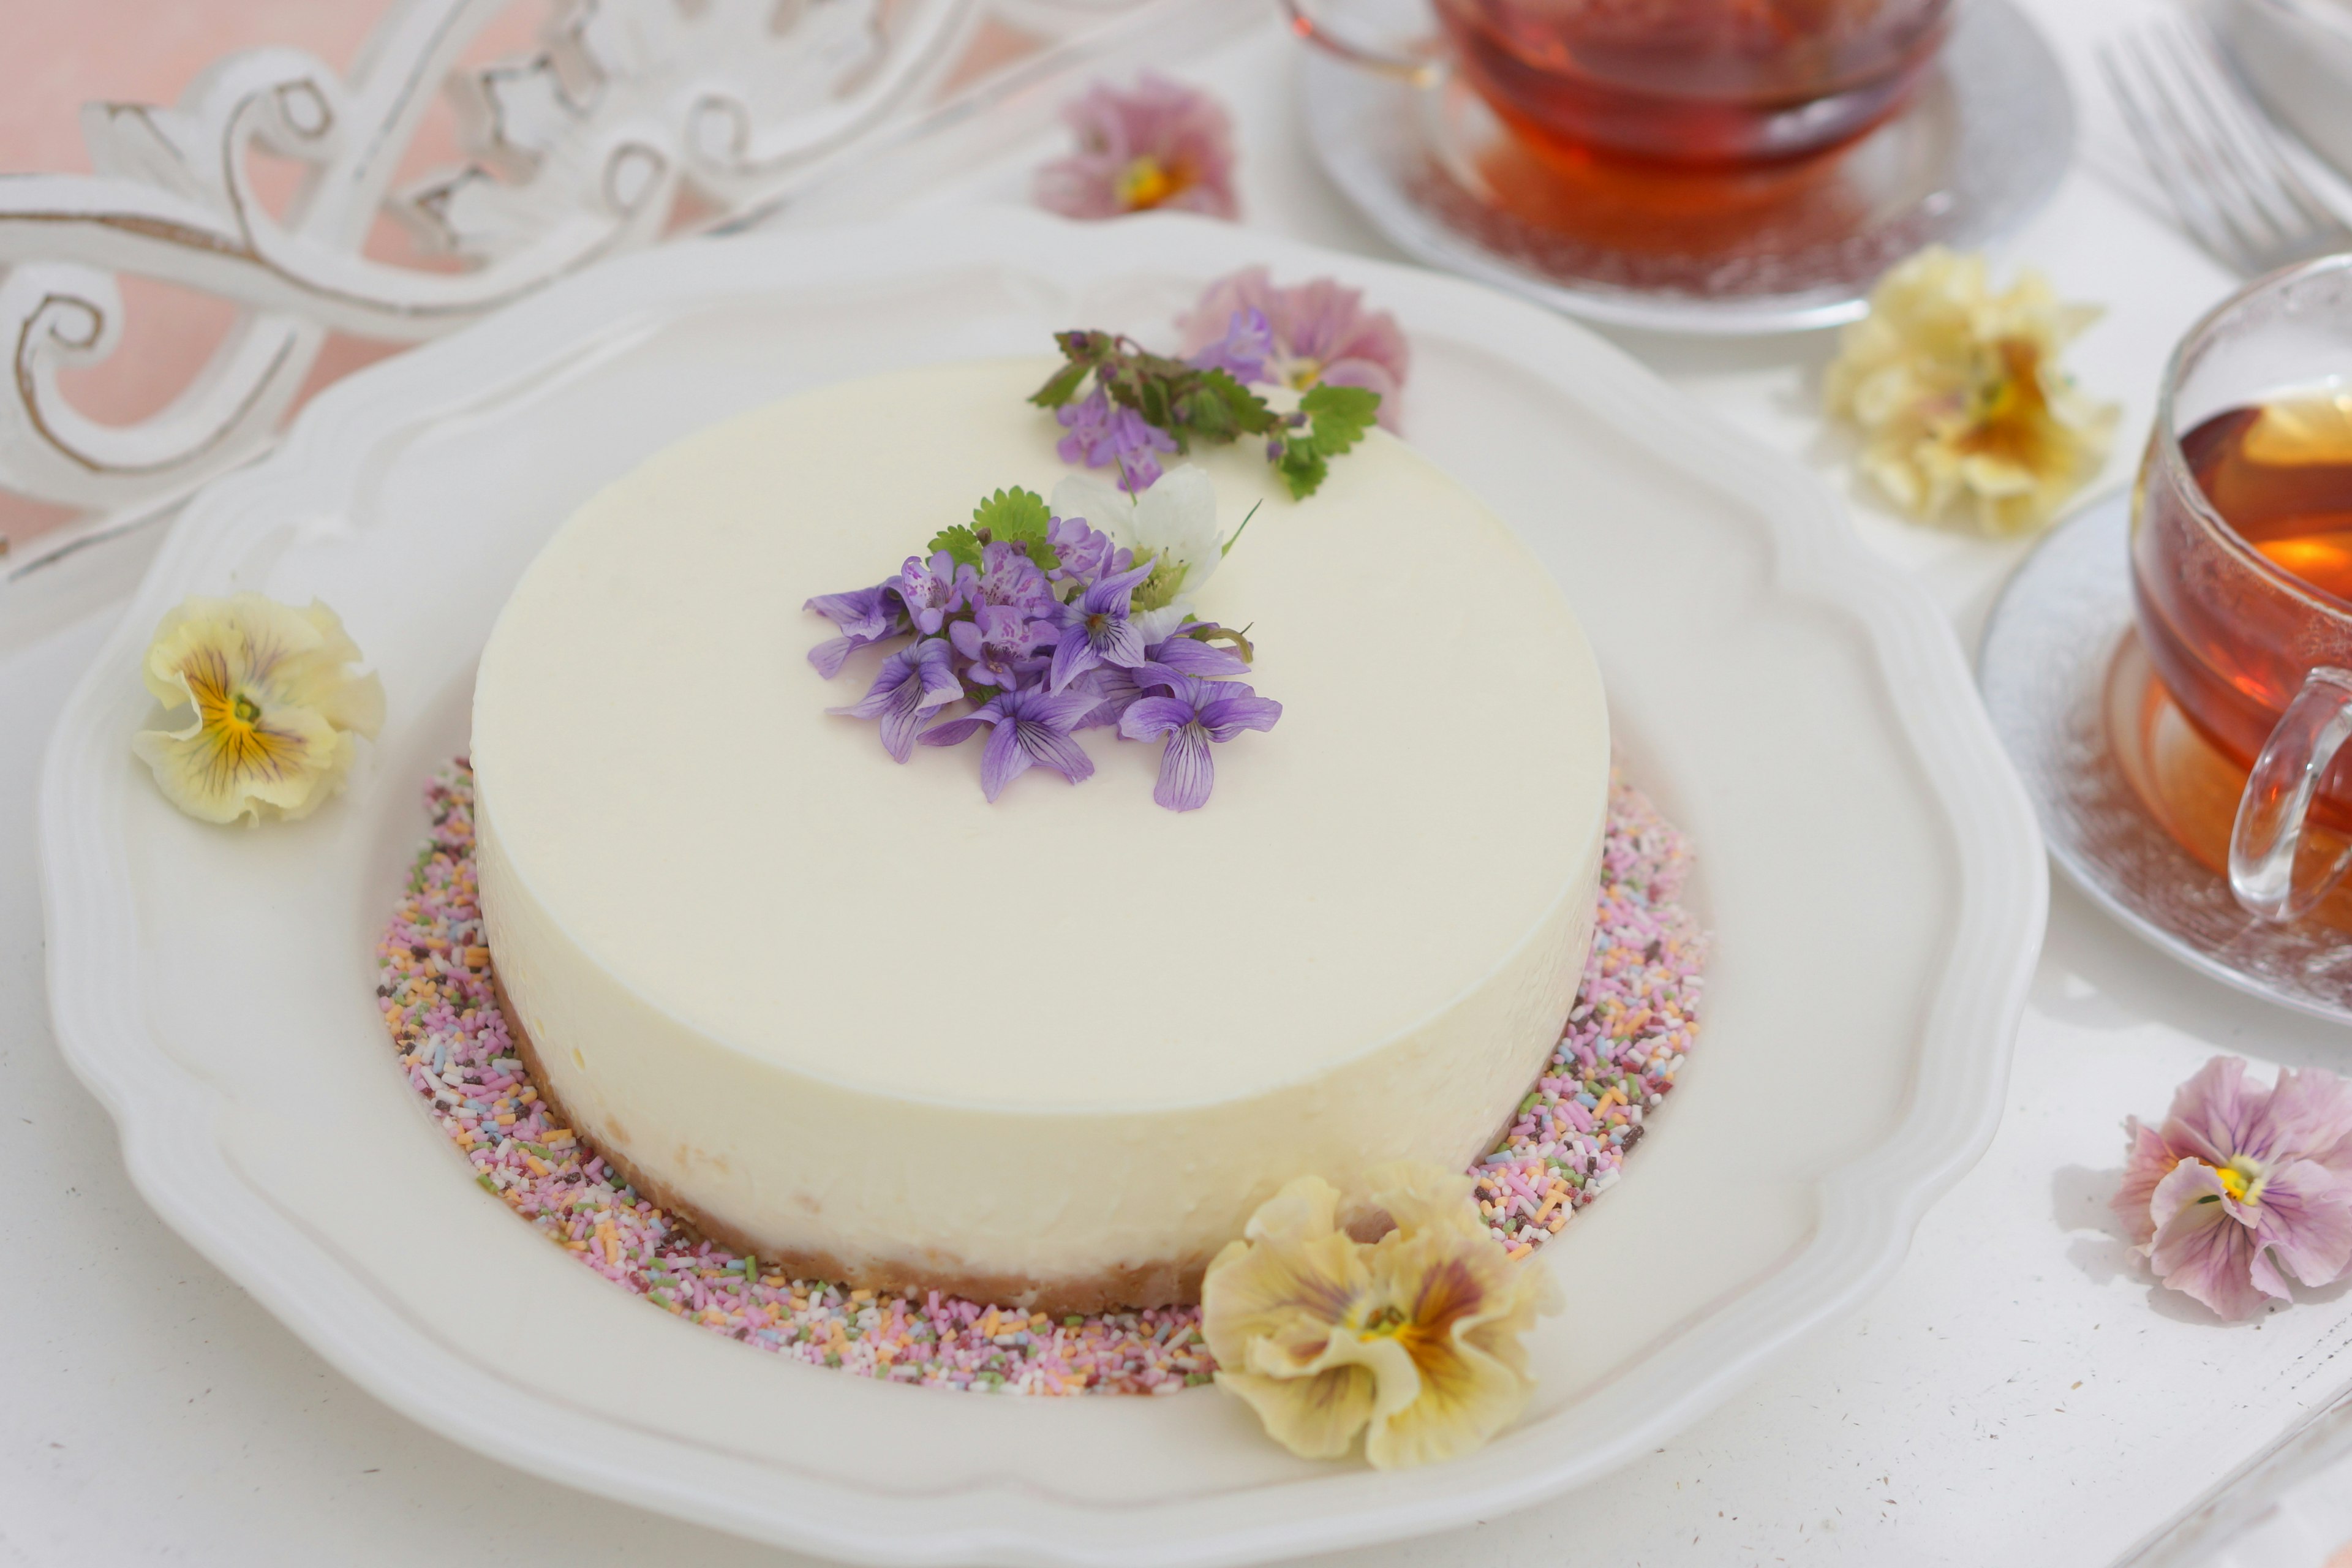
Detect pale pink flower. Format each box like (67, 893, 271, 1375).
(1177, 268, 1412, 431)
(2112, 1057, 2352, 1320)
(1034, 74, 1239, 222)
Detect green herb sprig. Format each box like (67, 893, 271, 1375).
(1030, 331, 1381, 500)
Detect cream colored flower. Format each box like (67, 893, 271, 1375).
(1825, 246, 2119, 535)
(1201, 1161, 1558, 1469)
(1052, 463, 1226, 612)
(132, 593, 384, 824)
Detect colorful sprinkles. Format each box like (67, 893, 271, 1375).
(1472, 784, 1706, 1258)
(376, 761, 1705, 1395)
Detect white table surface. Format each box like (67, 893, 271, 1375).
(9, 1, 2352, 1564)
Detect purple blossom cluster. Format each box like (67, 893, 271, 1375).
(804, 491, 1280, 812)
(1056, 390, 1178, 495)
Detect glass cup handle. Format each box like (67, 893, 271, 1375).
(1277, 0, 1449, 87)
(2229, 666, 2352, 921)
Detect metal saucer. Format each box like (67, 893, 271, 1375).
(1297, 0, 2075, 336)
(1978, 489, 2352, 1025)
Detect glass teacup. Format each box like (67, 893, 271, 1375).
(1288, 0, 1953, 166)
(2130, 253, 2352, 922)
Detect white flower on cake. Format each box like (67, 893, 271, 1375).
(1824, 245, 2118, 535)
(1051, 462, 1226, 616)
(133, 592, 384, 824)
(1201, 1161, 1558, 1468)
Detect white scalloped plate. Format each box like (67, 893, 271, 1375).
(39, 208, 2043, 1567)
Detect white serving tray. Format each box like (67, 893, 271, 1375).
(39, 208, 2043, 1567)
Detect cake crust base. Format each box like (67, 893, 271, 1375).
(492, 973, 1210, 1314)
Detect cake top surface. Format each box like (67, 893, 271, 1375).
(471, 357, 1609, 1111)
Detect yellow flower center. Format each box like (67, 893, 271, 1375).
(1957, 338, 2059, 470)
(1286, 358, 1325, 391)
(186, 650, 306, 785)
(1353, 1303, 1411, 1341)
(1115, 155, 1186, 211)
(2218, 1158, 2263, 1204)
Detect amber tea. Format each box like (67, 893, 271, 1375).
(1433, 0, 1951, 165)
(2180, 391, 2352, 602)
(2134, 386, 2352, 805)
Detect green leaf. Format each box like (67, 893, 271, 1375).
(1299, 383, 1381, 458)
(1177, 383, 1238, 441)
(1028, 360, 1091, 409)
(968, 486, 1060, 573)
(972, 485, 1050, 542)
(1204, 369, 1282, 436)
(926, 524, 985, 570)
(1276, 437, 1330, 500)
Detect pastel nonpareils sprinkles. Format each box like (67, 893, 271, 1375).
(1472, 784, 1706, 1258)
(377, 761, 1705, 1395)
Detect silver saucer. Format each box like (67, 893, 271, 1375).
(1978, 491, 2352, 1025)
(1298, 0, 2075, 336)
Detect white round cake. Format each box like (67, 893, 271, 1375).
(471, 357, 1610, 1311)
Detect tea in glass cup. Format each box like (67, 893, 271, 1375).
(2129, 254, 2352, 921)
(1290, 0, 1953, 165)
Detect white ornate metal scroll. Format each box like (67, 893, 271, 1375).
(0, 0, 1153, 562)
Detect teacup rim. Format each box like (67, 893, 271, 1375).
(2149, 249, 2352, 622)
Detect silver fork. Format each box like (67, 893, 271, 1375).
(2100, 15, 2352, 274)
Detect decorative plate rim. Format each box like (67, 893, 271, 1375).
(39, 207, 2045, 1566)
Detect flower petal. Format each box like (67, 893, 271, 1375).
(2266, 1066, 2352, 1173)
(2248, 1159, 2352, 1292)
(875, 682, 936, 764)
(1363, 1237, 1541, 1469)
(1017, 719, 1096, 786)
(2148, 1161, 2273, 1319)
(2161, 1056, 2271, 1169)
(917, 713, 989, 748)
(1145, 636, 1250, 679)
(1216, 1366, 1377, 1459)
(1365, 1160, 1488, 1243)
(1199, 690, 1283, 742)
(2113, 1118, 2181, 1248)
(1048, 625, 1103, 693)
(979, 717, 1033, 802)
(1049, 473, 1138, 545)
(1118, 695, 1193, 742)
(1153, 724, 1215, 811)
(134, 701, 350, 824)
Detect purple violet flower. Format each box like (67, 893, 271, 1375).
(827, 637, 962, 763)
(1057, 387, 1179, 494)
(1071, 663, 1144, 730)
(803, 582, 910, 678)
(1188, 306, 1273, 383)
(1118, 674, 1282, 812)
(1047, 558, 1156, 693)
(951, 603, 1052, 689)
(1046, 513, 1131, 589)
(918, 684, 1098, 801)
(1142, 626, 1251, 680)
(895, 551, 977, 636)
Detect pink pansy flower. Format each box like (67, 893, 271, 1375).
(1177, 267, 1412, 431)
(1035, 74, 1239, 222)
(2112, 1057, 2352, 1320)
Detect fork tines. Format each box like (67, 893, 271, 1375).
(2100, 15, 2352, 275)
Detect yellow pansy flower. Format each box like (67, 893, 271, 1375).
(1201, 1161, 1557, 1469)
(1826, 246, 2119, 535)
(132, 593, 384, 825)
